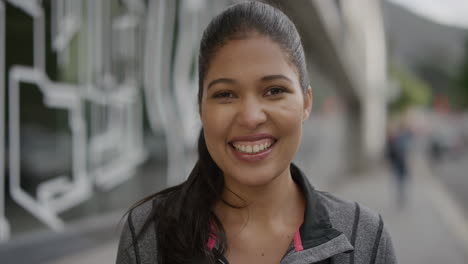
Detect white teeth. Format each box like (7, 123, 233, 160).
(253, 145, 259, 152)
(232, 141, 275, 154)
(246, 145, 252, 153)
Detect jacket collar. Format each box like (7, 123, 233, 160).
(286, 163, 353, 262)
(209, 164, 354, 262)
(290, 163, 343, 248)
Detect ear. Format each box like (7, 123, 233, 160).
(302, 86, 312, 122)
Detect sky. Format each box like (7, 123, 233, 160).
(387, 0, 468, 29)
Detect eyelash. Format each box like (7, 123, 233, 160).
(213, 91, 235, 98)
(212, 87, 286, 99)
(265, 87, 286, 96)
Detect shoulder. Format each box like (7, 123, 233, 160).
(316, 191, 397, 264)
(128, 198, 155, 233)
(315, 191, 381, 235)
(116, 198, 158, 264)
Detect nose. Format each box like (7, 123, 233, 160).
(235, 96, 267, 129)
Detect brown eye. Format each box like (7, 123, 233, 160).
(213, 91, 235, 99)
(265, 87, 286, 96)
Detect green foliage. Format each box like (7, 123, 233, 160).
(388, 65, 432, 114)
(452, 39, 468, 109)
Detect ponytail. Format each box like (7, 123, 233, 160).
(128, 129, 227, 264)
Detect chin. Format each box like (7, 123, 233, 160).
(224, 164, 287, 187)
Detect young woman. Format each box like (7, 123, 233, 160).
(116, 2, 397, 264)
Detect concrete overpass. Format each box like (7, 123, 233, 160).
(272, 0, 388, 172)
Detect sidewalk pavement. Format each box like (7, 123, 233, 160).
(51, 154, 468, 264)
(330, 154, 468, 264)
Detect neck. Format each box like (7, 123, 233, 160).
(215, 165, 305, 231)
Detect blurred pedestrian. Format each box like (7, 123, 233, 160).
(386, 117, 412, 209)
(117, 2, 397, 264)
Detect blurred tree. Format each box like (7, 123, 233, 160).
(388, 65, 432, 115)
(452, 38, 468, 109)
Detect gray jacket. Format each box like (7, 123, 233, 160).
(116, 164, 397, 264)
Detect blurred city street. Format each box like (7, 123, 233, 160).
(434, 153, 468, 214)
(334, 153, 468, 264)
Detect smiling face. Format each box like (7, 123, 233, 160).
(200, 34, 312, 188)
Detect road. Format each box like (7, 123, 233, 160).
(431, 152, 468, 217)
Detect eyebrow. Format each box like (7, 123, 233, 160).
(207, 74, 292, 90)
(261, 74, 293, 83)
(207, 78, 236, 90)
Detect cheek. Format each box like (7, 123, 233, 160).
(201, 104, 236, 172)
(268, 99, 305, 156)
(200, 102, 233, 150)
(202, 103, 227, 133)
(269, 99, 304, 129)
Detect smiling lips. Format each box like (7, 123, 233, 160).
(229, 134, 277, 161)
(232, 138, 274, 154)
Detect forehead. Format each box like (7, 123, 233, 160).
(204, 36, 299, 86)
